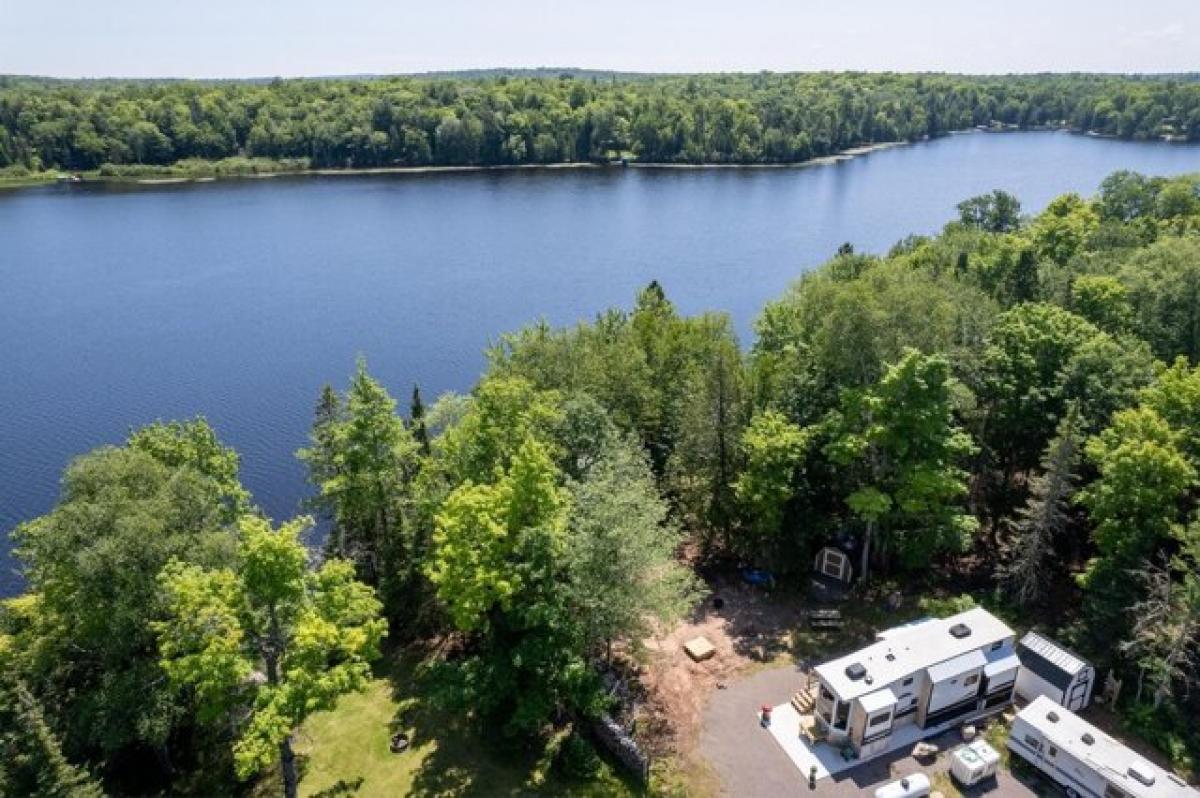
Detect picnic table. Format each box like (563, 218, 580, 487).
(808, 609, 845, 629)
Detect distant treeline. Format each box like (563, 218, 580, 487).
(2, 72, 1199, 172)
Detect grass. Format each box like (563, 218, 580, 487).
(930, 770, 964, 798)
(0, 167, 59, 188)
(256, 653, 642, 798)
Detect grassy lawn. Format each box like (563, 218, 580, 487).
(260, 654, 641, 798)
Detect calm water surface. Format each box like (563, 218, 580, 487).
(2, 130, 1198, 594)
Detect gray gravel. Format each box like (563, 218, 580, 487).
(699, 664, 1051, 797)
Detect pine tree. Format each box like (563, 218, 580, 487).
(999, 405, 1082, 606)
(410, 384, 431, 456)
(298, 384, 345, 553)
(1122, 528, 1200, 708)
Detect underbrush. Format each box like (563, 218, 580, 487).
(97, 156, 310, 178)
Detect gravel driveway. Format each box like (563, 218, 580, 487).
(699, 664, 1049, 797)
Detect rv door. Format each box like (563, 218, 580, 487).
(1067, 674, 1091, 711)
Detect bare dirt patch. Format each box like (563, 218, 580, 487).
(628, 575, 808, 792)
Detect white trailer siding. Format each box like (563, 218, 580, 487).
(1009, 697, 1198, 798)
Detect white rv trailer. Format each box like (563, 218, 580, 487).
(1009, 696, 1198, 798)
(1016, 631, 1096, 710)
(811, 607, 1019, 758)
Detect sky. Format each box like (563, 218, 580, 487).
(4, 0, 1198, 78)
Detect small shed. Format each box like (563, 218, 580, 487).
(813, 546, 853, 583)
(1014, 631, 1095, 711)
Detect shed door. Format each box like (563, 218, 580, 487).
(1066, 671, 1091, 711)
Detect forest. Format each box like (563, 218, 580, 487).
(2, 72, 1200, 176)
(4, 167, 1200, 796)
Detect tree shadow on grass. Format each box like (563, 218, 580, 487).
(380, 648, 642, 797)
(310, 776, 365, 797)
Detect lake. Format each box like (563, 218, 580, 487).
(2, 130, 1198, 595)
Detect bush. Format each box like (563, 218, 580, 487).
(555, 733, 602, 779)
(1120, 701, 1197, 780)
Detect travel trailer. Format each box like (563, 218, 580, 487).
(1015, 631, 1095, 711)
(1009, 696, 1198, 798)
(810, 608, 1019, 757)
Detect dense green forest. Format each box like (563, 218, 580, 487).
(4, 168, 1200, 796)
(2, 72, 1200, 174)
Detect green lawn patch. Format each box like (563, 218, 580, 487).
(267, 654, 639, 797)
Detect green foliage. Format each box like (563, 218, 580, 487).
(297, 360, 423, 619)
(10, 428, 241, 780)
(1071, 274, 1133, 333)
(998, 406, 1083, 606)
(916, 593, 978, 617)
(1141, 358, 1200, 466)
(1117, 236, 1200, 362)
(826, 349, 978, 574)
(1029, 193, 1100, 265)
(489, 284, 747, 546)
(733, 410, 815, 564)
(978, 302, 1151, 473)
(3, 73, 1199, 173)
(1078, 406, 1196, 633)
(427, 438, 567, 631)
(957, 189, 1022, 233)
(754, 257, 997, 418)
(0, 662, 103, 798)
(127, 417, 250, 519)
(156, 515, 386, 789)
(564, 437, 701, 657)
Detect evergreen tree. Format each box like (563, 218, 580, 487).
(410, 384, 431, 456)
(298, 384, 345, 551)
(998, 405, 1082, 606)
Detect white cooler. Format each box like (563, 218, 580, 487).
(950, 739, 1000, 787)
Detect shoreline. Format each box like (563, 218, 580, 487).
(3, 128, 1195, 192)
(0, 139, 916, 192)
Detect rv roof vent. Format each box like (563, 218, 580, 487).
(949, 623, 971, 639)
(864, 675, 874, 685)
(885, 651, 896, 661)
(1081, 733, 1095, 746)
(1127, 763, 1155, 786)
(1046, 711, 1059, 723)
(845, 663, 867, 681)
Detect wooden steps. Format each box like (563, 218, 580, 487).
(791, 683, 817, 714)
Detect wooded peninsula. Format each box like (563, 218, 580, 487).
(2, 72, 1199, 182)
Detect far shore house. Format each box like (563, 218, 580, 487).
(805, 608, 1019, 759)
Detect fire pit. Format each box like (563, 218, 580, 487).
(390, 732, 410, 753)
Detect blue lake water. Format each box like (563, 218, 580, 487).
(2, 130, 1198, 595)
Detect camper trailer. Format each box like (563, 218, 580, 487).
(1015, 631, 1095, 710)
(1009, 697, 1198, 798)
(810, 608, 1018, 757)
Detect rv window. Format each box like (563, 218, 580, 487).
(1104, 785, 1130, 798)
(902, 677, 914, 687)
(964, 674, 979, 687)
(990, 642, 1002, 651)
(820, 686, 834, 703)
(868, 712, 891, 728)
(1023, 734, 1042, 751)
(1048, 746, 1057, 757)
